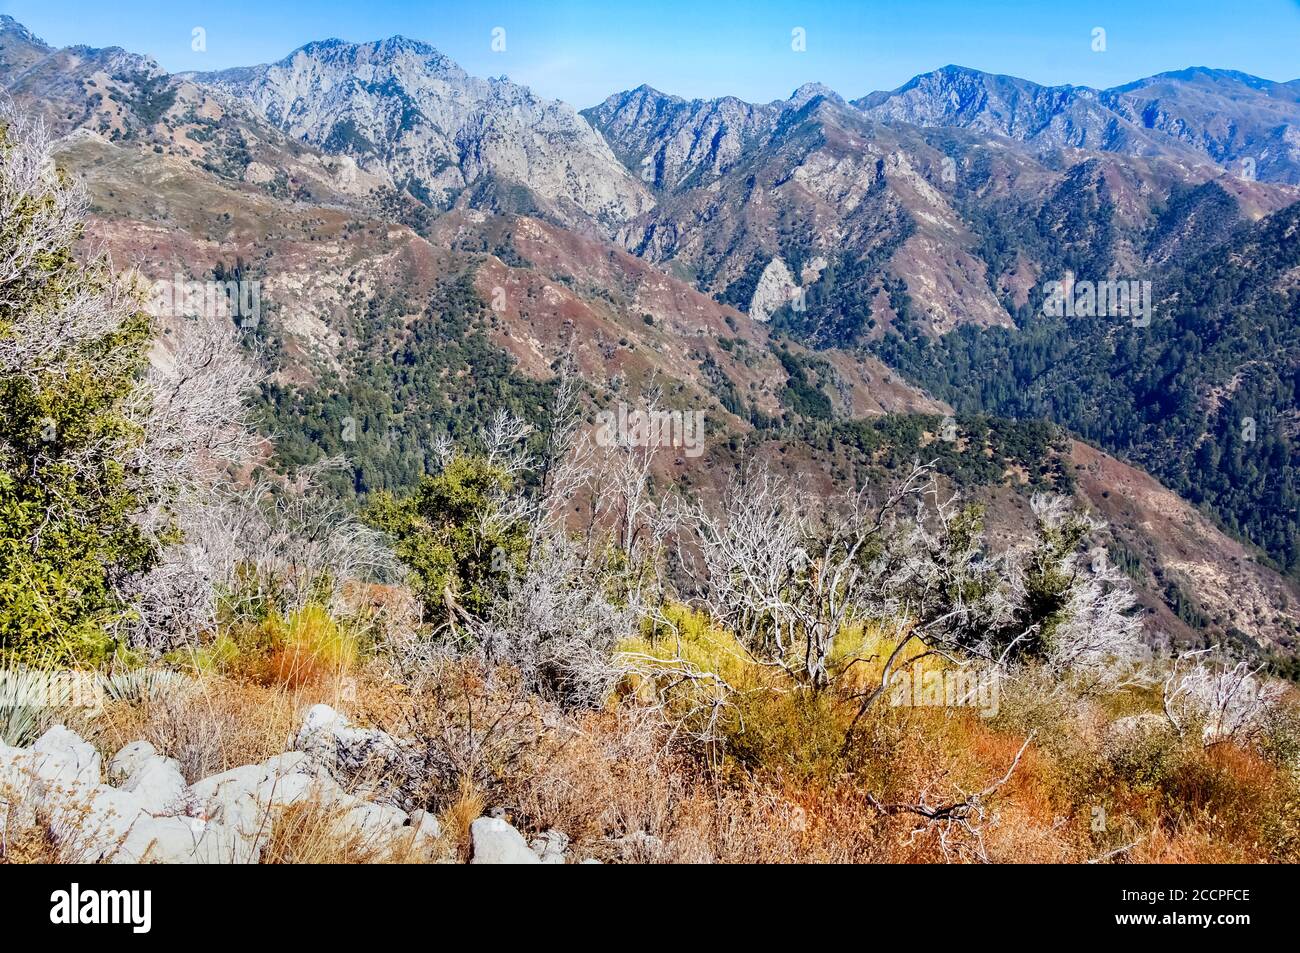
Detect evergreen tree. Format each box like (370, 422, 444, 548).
(0, 111, 156, 663)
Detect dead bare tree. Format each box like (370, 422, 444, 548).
(478, 539, 631, 707)
(0, 104, 110, 371)
(668, 452, 1149, 759)
(687, 460, 939, 690)
(527, 354, 589, 558)
(1163, 650, 1284, 747)
(119, 309, 264, 647)
(867, 733, 1034, 863)
(461, 358, 644, 707)
(228, 460, 397, 614)
(844, 488, 1148, 740)
(1024, 496, 1145, 687)
(586, 385, 665, 578)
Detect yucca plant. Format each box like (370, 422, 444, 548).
(0, 663, 73, 747)
(99, 667, 190, 705)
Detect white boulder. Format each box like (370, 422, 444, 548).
(470, 816, 541, 864)
(110, 742, 188, 814)
(530, 829, 569, 864)
(31, 725, 101, 787)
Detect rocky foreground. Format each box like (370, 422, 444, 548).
(0, 705, 583, 864)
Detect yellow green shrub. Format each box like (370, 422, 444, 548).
(183, 603, 359, 688)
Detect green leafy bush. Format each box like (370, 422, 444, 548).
(365, 455, 528, 626)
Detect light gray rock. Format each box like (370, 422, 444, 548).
(0, 740, 38, 829)
(31, 725, 101, 786)
(118, 748, 188, 811)
(107, 740, 159, 782)
(188, 761, 264, 805)
(334, 801, 409, 841)
(470, 816, 541, 864)
(16, 728, 153, 861)
(254, 770, 343, 812)
(111, 815, 210, 864)
(294, 703, 405, 778)
(189, 754, 343, 826)
(41, 783, 151, 861)
(186, 755, 337, 862)
(187, 745, 421, 861)
(190, 818, 264, 864)
(407, 808, 442, 843)
(0, 729, 158, 859)
(0, 723, 427, 863)
(186, 803, 264, 864)
(529, 829, 570, 864)
(260, 751, 317, 777)
(747, 257, 801, 322)
(385, 809, 446, 861)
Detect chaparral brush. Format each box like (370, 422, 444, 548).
(1, 3, 1298, 877)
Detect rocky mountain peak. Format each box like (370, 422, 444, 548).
(850, 63, 1300, 181)
(279, 34, 462, 77)
(786, 82, 844, 109)
(1124, 66, 1281, 92)
(65, 44, 166, 78)
(0, 14, 48, 48)
(856, 65, 1087, 136)
(198, 34, 651, 229)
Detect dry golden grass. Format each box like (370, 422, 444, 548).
(58, 666, 385, 784)
(259, 797, 431, 864)
(79, 677, 302, 783)
(441, 778, 485, 862)
(490, 667, 1300, 864)
(11, 635, 1298, 864)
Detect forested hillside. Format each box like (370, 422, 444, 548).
(3, 12, 1300, 871)
(877, 201, 1300, 576)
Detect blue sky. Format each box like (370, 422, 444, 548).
(7, 0, 1300, 107)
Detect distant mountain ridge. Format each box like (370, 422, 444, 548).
(585, 74, 1298, 340)
(854, 64, 1300, 182)
(2, 15, 1298, 656)
(191, 34, 654, 231)
(590, 63, 1300, 186)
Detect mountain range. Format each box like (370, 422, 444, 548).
(1, 14, 1296, 663)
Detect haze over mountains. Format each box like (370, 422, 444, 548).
(1, 14, 1297, 662)
(856, 65, 1300, 180)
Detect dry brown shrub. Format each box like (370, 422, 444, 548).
(13, 649, 1294, 865)
(63, 671, 383, 783)
(356, 659, 547, 811)
(259, 797, 433, 865)
(440, 777, 485, 862)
